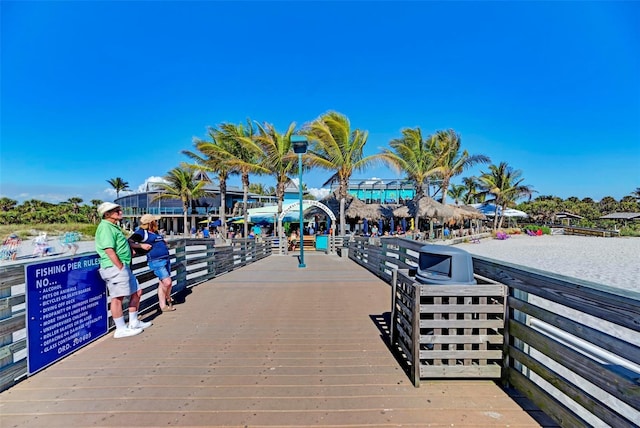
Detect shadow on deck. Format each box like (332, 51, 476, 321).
(0, 253, 556, 427)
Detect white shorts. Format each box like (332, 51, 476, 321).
(99, 265, 140, 298)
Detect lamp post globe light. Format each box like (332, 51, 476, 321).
(291, 136, 308, 268)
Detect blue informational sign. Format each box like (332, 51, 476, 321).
(26, 254, 108, 374)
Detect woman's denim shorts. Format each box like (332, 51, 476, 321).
(148, 258, 171, 281)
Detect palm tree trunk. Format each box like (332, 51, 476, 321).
(277, 181, 285, 238)
(498, 209, 506, 229)
(219, 178, 227, 237)
(340, 198, 346, 235)
(440, 177, 450, 205)
(414, 183, 425, 236)
(242, 173, 249, 238)
(339, 178, 348, 235)
(183, 210, 188, 237)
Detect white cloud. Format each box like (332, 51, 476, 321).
(137, 176, 167, 192)
(308, 187, 330, 200)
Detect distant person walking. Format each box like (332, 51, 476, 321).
(130, 214, 175, 312)
(95, 202, 152, 338)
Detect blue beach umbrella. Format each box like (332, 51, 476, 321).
(401, 218, 407, 232)
(363, 218, 369, 235)
(390, 218, 395, 235)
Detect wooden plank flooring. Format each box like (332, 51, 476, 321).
(0, 253, 556, 427)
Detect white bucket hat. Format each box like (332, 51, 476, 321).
(97, 202, 121, 218)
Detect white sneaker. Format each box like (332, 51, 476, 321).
(114, 327, 143, 339)
(129, 320, 152, 330)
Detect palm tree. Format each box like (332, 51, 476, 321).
(185, 126, 238, 237)
(599, 196, 618, 214)
(216, 120, 268, 238)
(0, 197, 18, 212)
(89, 199, 103, 223)
(106, 177, 130, 199)
(248, 183, 274, 195)
(66, 197, 83, 214)
(619, 195, 640, 213)
(476, 162, 534, 229)
(631, 188, 640, 202)
(461, 176, 483, 204)
(303, 111, 376, 235)
(448, 184, 466, 205)
(253, 121, 299, 236)
(378, 127, 440, 230)
(152, 166, 211, 236)
(431, 129, 490, 205)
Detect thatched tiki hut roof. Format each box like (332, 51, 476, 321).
(451, 204, 486, 221)
(392, 196, 455, 221)
(321, 192, 385, 220)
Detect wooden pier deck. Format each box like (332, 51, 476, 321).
(0, 253, 553, 427)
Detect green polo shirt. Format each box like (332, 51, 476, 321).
(95, 219, 132, 268)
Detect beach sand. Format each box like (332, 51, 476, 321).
(1, 237, 97, 267)
(455, 234, 640, 292)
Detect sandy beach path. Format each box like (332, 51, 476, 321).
(455, 234, 640, 292)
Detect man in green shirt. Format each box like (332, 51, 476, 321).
(96, 202, 152, 338)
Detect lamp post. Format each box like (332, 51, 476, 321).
(292, 136, 308, 268)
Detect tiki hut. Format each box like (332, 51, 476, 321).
(345, 198, 385, 220)
(393, 196, 455, 221)
(321, 192, 385, 220)
(451, 204, 486, 221)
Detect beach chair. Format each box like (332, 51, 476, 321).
(526, 229, 536, 236)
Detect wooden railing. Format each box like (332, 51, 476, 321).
(0, 237, 271, 392)
(348, 236, 640, 428)
(563, 226, 620, 237)
(3, 235, 638, 426)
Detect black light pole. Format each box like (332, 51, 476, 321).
(292, 136, 308, 268)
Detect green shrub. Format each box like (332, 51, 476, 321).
(522, 225, 551, 235)
(618, 226, 640, 237)
(0, 223, 96, 239)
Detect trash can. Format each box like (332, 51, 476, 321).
(415, 245, 476, 285)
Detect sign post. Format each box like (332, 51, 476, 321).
(26, 255, 108, 374)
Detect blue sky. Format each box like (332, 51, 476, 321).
(1, 1, 639, 204)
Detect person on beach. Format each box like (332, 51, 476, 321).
(1, 234, 21, 260)
(33, 232, 54, 257)
(95, 202, 152, 338)
(288, 230, 298, 251)
(130, 214, 175, 312)
(60, 231, 80, 256)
